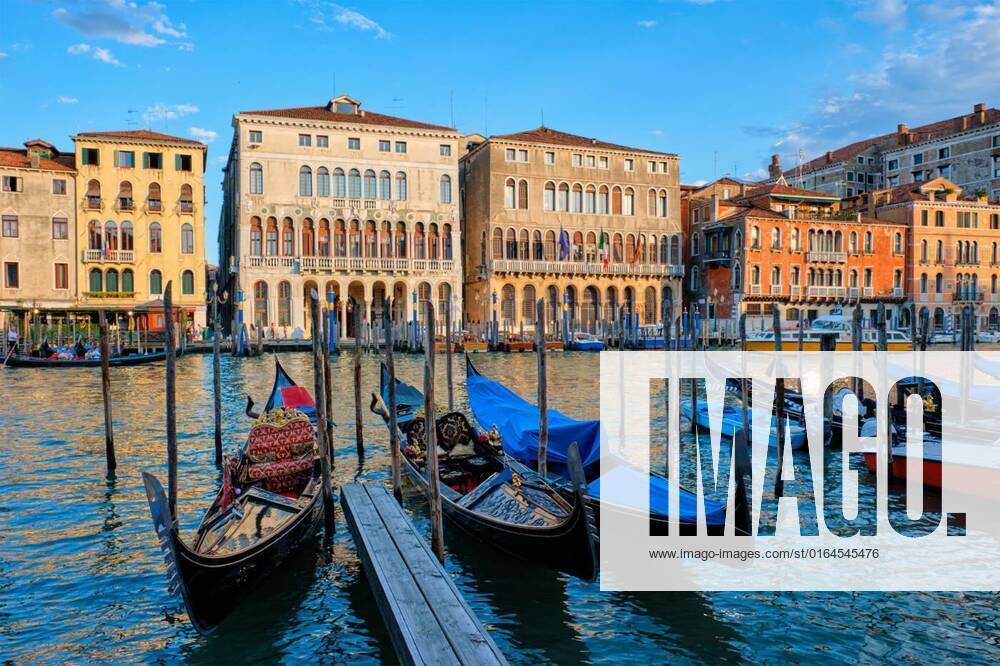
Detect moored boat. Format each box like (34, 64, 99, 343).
(567, 332, 605, 352)
(744, 312, 911, 351)
(141, 358, 323, 634)
(4, 349, 168, 368)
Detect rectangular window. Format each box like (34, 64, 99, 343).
(545, 151, 555, 165)
(54, 263, 68, 290)
(847, 172, 855, 182)
(379, 140, 391, 152)
(2, 215, 17, 237)
(888, 175, 899, 186)
(993, 135, 1000, 148)
(142, 152, 163, 169)
(395, 141, 407, 154)
(660, 161, 669, 174)
(887, 159, 899, 171)
(939, 164, 951, 177)
(81, 148, 99, 165)
(625, 159, 634, 171)
(586, 155, 595, 168)
(648, 160, 656, 173)
(298, 134, 312, 146)
(52, 217, 68, 239)
(2, 176, 22, 192)
(857, 156, 865, 164)
(913, 153, 923, 165)
(938, 147, 950, 159)
(572, 154, 582, 167)
(317, 135, 329, 147)
(599, 156, 608, 168)
(348, 137, 361, 150)
(249, 130, 262, 144)
(52, 178, 67, 195)
(115, 150, 135, 168)
(518, 149, 527, 162)
(506, 148, 516, 161)
(993, 155, 1000, 178)
(913, 171, 924, 181)
(175, 154, 193, 171)
(4, 262, 18, 288)
(439, 144, 452, 157)
(921, 210, 929, 226)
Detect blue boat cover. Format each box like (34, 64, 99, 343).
(466, 373, 602, 474)
(588, 463, 725, 526)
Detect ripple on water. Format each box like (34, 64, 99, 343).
(1, 352, 999, 662)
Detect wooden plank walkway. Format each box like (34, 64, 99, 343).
(341, 483, 507, 666)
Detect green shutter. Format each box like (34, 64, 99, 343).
(175, 154, 182, 171)
(113, 151, 120, 167)
(142, 152, 149, 169)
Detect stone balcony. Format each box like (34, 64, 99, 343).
(82, 249, 135, 263)
(806, 251, 847, 263)
(241, 255, 456, 275)
(491, 259, 683, 278)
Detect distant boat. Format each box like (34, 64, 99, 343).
(744, 313, 911, 351)
(567, 332, 605, 352)
(4, 349, 168, 368)
(683, 398, 809, 450)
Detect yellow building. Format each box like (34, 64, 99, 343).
(72, 130, 207, 324)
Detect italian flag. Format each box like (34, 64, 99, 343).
(599, 231, 609, 267)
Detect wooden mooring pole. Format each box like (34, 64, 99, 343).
(98, 310, 116, 473)
(772, 307, 785, 499)
(310, 291, 335, 535)
(424, 301, 445, 562)
(163, 283, 178, 523)
(384, 300, 401, 502)
(353, 301, 364, 459)
(535, 298, 548, 477)
(445, 299, 454, 412)
(322, 306, 334, 459)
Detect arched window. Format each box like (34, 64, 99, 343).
(104, 221, 118, 251)
(147, 182, 162, 210)
(250, 163, 263, 194)
(180, 184, 193, 213)
(894, 232, 903, 254)
(557, 183, 569, 211)
(118, 220, 133, 251)
(122, 268, 134, 293)
(299, 166, 312, 197)
(598, 185, 609, 214)
(750, 225, 760, 249)
(149, 269, 162, 295)
(584, 185, 595, 213)
(864, 231, 873, 253)
(518, 180, 528, 209)
(533, 230, 544, 260)
(544, 182, 555, 211)
(439, 175, 452, 203)
(182, 270, 195, 295)
(395, 172, 407, 200)
(935, 273, 944, 293)
(771, 227, 781, 249)
(647, 189, 657, 216)
(732, 262, 742, 290)
(118, 181, 133, 211)
(443, 223, 453, 260)
(505, 228, 517, 259)
(571, 184, 583, 213)
(504, 178, 516, 209)
(317, 167, 330, 197)
(501, 284, 516, 322)
(149, 222, 162, 253)
(348, 169, 362, 198)
(333, 168, 346, 198)
(545, 230, 556, 260)
(492, 228, 504, 258)
(350, 220, 362, 257)
(519, 229, 529, 259)
(89, 268, 102, 293)
(278, 281, 291, 326)
(658, 190, 668, 218)
(318, 219, 330, 256)
(253, 281, 268, 327)
(611, 186, 622, 215)
(302, 219, 315, 256)
(771, 266, 781, 288)
(522, 285, 536, 322)
(920, 273, 928, 293)
(379, 170, 391, 200)
(282, 219, 295, 256)
(181, 223, 194, 254)
(106, 268, 119, 293)
(396, 222, 407, 257)
(363, 169, 377, 199)
(86, 179, 101, 208)
(623, 188, 635, 215)
(413, 222, 425, 259)
(266, 218, 278, 256)
(88, 220, 102, 250)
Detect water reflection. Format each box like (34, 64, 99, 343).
(1, 352, 998, 662)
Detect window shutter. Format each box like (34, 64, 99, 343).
(175, 154, 182, 171)
(113, 151, 120, 167)
(142, 152, 149, 168)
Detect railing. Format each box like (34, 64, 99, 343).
(180, 201, 194, 214)
(86, 196, 102, 210)
(790, 286, 801, 298)
(82, 249, 135, 263)
(770, 285, 783, 295)
(806, 251, 847, 263)
(147, 199, 162, 212)
(750, 284, 762, 295)
(863, 287, 874, 297)
(83, 291, 136, 299)
(246, 255, 457, 274)
(893, 287, 904, 297)
(117, 197, 134, 211)
(491, 259, 682, 277)
(807, 286, 847, 298)
(954, 290, 985, 302)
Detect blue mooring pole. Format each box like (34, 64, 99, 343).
(411, 290, 419, 352)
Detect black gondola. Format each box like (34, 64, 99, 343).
(372, 363, 598, 581)
(4, 349, 168, 368)
(141, 358, 323, 634)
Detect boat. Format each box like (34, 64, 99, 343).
(4, 349, 168, 368)
(744, 312, 912, 351)
(567, 332, 605, 352)
(372, 363, 599, 581)
(464, 356, 742, 536)
(625, 325, 666, 349)
(683, 398, 809, 450)
(141, 358, 323, 634)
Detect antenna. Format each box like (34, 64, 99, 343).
(540, 107, 545, 128)
(126, 109, 139, 129)
(449, 90, 455, 128)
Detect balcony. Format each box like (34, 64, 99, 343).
(954, 290, 984, 302)
(147, 199, 162, 213)
(86, 196, 102, 210)
(750, 284, 762, 295)
(491, 259, 682, 278)
(806, 251, 847, 263)
(770, 285, 783, 295)
(83, 291, 136, 299)
(82, 249, 135, 263)
(180, 200, 194, 214)
(117, 197, 134, 212)
(807, 286, 847, 298)
(790, 286, 802, 299)
(243, 255, 457, 275)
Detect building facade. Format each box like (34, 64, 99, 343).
(459, 127, 684, 334)
(0, 140, 77, 312)
(689, 182, 908, 329)
(860, 178, 1000, 331)
(73, 130, 207, 324)
(219, 95, 462, 338)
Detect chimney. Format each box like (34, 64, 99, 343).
(768, 154, 782, 179)
(974, 102, 986, 125)
(710, 193, 719, 222)
(897, 123, 908, 134)
(825, 151, 833, 164)
(897, 123, 911, 145)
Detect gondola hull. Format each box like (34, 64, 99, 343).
(5, 350, 167, 367)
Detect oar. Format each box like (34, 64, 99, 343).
(1, 343, 15, 369)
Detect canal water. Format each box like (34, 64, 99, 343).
(1, 352, 997, 663)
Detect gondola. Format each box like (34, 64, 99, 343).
(4, 349, 168, 368)
(372, 364, 599, 581)
(464, 356, 746, 536)
(141, 358, 323, 634)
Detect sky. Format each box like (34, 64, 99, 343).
(1, 0, 998, 264)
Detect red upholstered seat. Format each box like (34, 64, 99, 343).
(247, 457, 314, 481)
(246, 410, 316, 493)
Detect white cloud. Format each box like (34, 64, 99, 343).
(691, 179, 708, 187)
(53, 0, 188, 48)
(637, 19, 658, 28)
(144, 103, 198, 124)
(300, 1, 390, 39)
(57, 95, 79, 104)
(0, 52, 7, 61)
(67, 42, 122, 65)
(743, 167, 768, 181)
(854, 0, 908, 27)
(189, 127, 217, 143)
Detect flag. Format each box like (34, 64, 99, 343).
(598, 230, 609, 268)
(559, 227, 571, 260)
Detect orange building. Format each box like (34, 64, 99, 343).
(859, 178, 1000, 332)
(688, 181, 908, 330)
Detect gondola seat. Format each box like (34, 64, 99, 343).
(403, 411, 479, 457)
(246, 409, 317, 493)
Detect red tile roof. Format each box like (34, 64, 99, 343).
(0, 147, 75, 172)
(491, 126, 675, 156)
(736, 182, 840, 202)
(75, 129, 206, 146)
(239, 105, 456, 132)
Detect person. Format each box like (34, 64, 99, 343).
(40, 340, 53, 358)
(74, 338, 86, 359)
(7, 325, 17, 353)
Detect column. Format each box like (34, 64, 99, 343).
(340, 293, 348, 340)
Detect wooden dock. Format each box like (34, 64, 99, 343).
(341, 483, 507, 666)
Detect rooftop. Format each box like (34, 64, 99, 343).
(0, 144, 75, 172)
(74, 129, 206, 147)
(490, 126, 675, 156)
(240, 95, 456, 132)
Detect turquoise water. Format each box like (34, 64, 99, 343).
(1, 352, 997, 663)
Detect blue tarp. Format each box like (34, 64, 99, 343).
(466, 373, 602, 474)
(588, 463, 725, 526)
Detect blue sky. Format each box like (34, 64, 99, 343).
(1, 0, 998, 263)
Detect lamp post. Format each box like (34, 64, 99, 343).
(236, 289, 245, 355)
(327, 288, 337, 354)
(491, 289, 498, 349)
(207, 280, 230, 463)
(411, 289, 418, 351)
